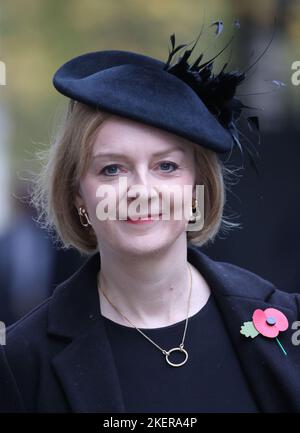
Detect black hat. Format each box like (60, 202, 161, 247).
(52, 27, 257, 155)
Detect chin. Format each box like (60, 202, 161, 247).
(97, 220, 186, 256)
(123, 236, 163, 254)
(116, 227, 185, 257)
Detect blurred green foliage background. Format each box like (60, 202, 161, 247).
(0, 0, 300, 185)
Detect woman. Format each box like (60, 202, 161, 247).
(1, 29, 300, 414)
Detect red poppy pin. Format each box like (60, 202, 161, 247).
(240, 308, 289, 356)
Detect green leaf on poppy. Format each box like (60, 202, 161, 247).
(240, 321, 259, 338)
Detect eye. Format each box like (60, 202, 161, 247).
(158, 161, 179, 173)
(100, 164, 124, 176)
(99, 161, 179, 176)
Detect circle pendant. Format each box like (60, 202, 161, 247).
(165, 347, 188, 367)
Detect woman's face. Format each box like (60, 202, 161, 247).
(76, 114, 197, 256)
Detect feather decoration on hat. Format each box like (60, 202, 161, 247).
(163, 19, 281, 174)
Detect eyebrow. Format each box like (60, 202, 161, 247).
(92, 146, 186, 160)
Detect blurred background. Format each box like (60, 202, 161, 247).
(0, 0, 299, 325)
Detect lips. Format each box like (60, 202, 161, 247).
(126, 213, 162, 221)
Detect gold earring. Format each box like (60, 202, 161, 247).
(188, 198, 198, 223)
(192, 198, 198, 211)
(78, 206, 91, 227)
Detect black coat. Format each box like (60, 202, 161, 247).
(1, 244, 300, 413)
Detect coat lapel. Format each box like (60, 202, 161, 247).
(48, 253, 126, 413)
(47, 245, 300, 413)
(187, 244, 300, 412)
(51, 322, 125, 412)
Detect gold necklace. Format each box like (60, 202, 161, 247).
(98, 263, 193, 367)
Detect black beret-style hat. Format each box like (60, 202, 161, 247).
(53, 23, 263, 157)
(53, 49, 233, 153)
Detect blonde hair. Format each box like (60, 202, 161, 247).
(30, 100, 241, 256)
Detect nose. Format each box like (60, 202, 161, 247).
(127, 166, 160, 210)
(130, 164, 151, 187)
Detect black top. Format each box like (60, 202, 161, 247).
(102, 293, 260, 413)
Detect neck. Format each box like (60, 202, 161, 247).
(97, 238, 211, 328)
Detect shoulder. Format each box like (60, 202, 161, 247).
(0, 280, 75, 412)
(1, 298, 52, 411)
(220, 258, 299, 300)
(7, 294, 50, 333)
(0, 298, 50, 412)
(5, 294, 52, 358)
(3, 252, 99, 368)
(217, 258, 300, 316)
(0, 252, 99, 412)
(188, 245, 300, 315)
(0, 345, 25, 412)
